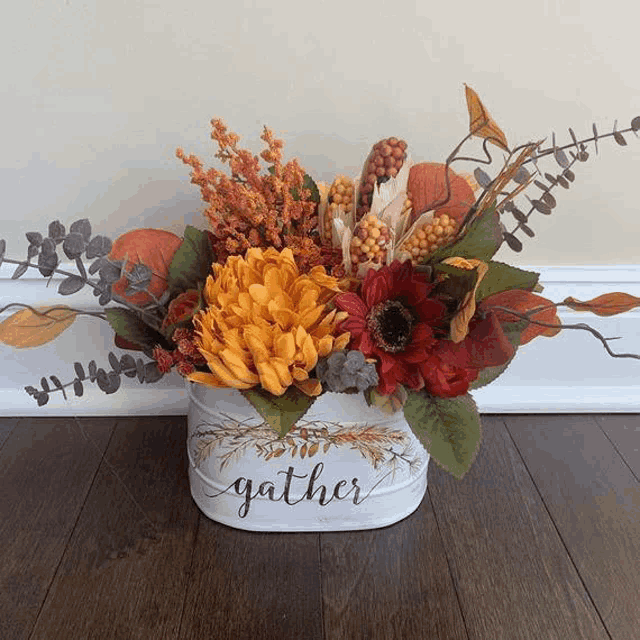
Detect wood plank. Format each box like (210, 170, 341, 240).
(178, 522, 323, 640)
(29, 416, 199, 640)
(505, 414, 640, 640)
(0, 417, 20, 451)
(0, 417, 116, 640)
(593, 414, 640, 481)
(428, 415, 609, 640)
(320, 491, 468, 640)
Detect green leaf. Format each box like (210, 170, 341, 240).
(403, 390, 482, 479)
(428, 204, 502, 264)
(105, 308, 171, 351)
(475, 261, 539, 302)
(298, 174, 321, 203)
(469, 320, 527, 391)
(242, 386, 316, 437)
(167, 226, 216, 296)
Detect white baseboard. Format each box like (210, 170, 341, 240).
(0, 385, 189, 417)
(1, 263, 639, 415)
(473, 386, 640, 413)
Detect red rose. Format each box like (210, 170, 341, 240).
(420, 350, 478, 397)
(419, 311, 515, 397)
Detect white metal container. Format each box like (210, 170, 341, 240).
(186, 382, 430, 532)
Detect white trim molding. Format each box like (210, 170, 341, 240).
(1, 263, 639, 415)
(472, 264, 640, 413)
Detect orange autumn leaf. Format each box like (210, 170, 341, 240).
(464, 84, 509, 152)
(480, 290, 561, 345)
(0, 306, 78, 348)
(109, 229, 183, 307)
(563, 293, 640, 317)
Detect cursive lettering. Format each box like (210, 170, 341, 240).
(203, 462, 392, 517)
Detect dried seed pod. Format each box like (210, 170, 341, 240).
(357, 137, 408, 222)
(349, 214, 391, 271)
(399, 213, 458, 266)
(324, 175, 355, 242)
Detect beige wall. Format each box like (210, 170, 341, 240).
(1, 0, 639, 266)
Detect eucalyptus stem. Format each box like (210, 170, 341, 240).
(521, 125, 638, 166)
(3, 257, 163, 331)
(109, 293, 165, 331)
(3, 257, 97, 287)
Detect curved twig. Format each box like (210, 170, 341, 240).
(0, 303, 108, 321)
(489, 306, 640, 360)
(449, 136, 501, 167)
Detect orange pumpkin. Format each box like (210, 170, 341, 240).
(109, 228, 183, 307)
(407, 162, 476, 227)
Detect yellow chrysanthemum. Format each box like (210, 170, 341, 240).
(188, 247, 350, 396)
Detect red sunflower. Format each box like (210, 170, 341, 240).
(335, 260, 448, 395)
(335, 260, 516, 397)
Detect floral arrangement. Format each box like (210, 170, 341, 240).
(2, 86, 640, 478)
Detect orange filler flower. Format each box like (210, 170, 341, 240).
(188, 247, 350, 396)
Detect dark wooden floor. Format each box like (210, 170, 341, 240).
(1, 413, 639, 640)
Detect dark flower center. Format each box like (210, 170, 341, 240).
(367, 300, 414, 353)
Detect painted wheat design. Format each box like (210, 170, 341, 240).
(191, 416, 420, 472)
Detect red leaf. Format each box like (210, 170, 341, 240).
(480, 290, 561, 345)
(109, 229, 183, 306)
(114, 334, 145, 352)
(465, 310, 515, 368)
